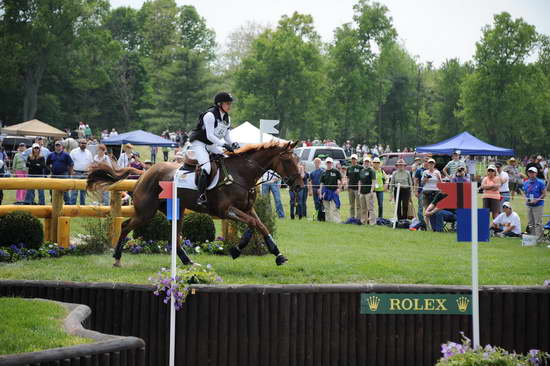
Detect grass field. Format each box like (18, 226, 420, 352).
(0, 145, 549, 286)
(0, 298, 91, 355)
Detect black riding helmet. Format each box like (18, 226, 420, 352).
(214, 92, 233, 105)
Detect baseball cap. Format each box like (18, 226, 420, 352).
(502, 202, 512, 209)
(55, 140, 62, 146)
(453, 150, 461, 155)
(325, 157, 334, 163)
(350, 154, 358, 160)
(508, 157, 516, 162)
(18, 142, 26, 147)
(495, 162, 502, 168)
(32, 143, 40, 149)
(363, 156, 371, 162)
(372, 157, 381, 163)
(528, 167, 538, 173)
(487, 165, 497, 171)
(536, 155, 543, 160)
(414, 157, 422, 161)
(144, 159, 152, 164)
(427, 158, 436, 163)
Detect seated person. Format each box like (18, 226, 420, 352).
(451, 166, 470, 183)
(424, 192, 456, 232)
(491, 201, 521, 237)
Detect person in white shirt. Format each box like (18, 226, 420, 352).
(491, 201, 521, 237)
(495, 162, 510, 210)
(69, 139, 94, 205)
(93, 144, 114, 205)
(117, 143, 134, 168)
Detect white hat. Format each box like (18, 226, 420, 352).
(528, 166, 538, 173)
(453, 150, 461, 155)
(325, 157, 334, 163)
(427, 158, 436, 164)
(502, 201, 512, 209)
(487, 165, 497, 171)
(363, 156, 372, 162)
(350, 154, 358, 160)
(32, 143, 40, 149)
(372, 157, 381, 163)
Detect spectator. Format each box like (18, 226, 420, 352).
(117, 143, 134, 168)
(143, 160, 153, 171)
(372, 157, 387, 218)
(261, 170, 285, 218)
(358, 156, 377, 225)
(491, 202, 521, 238)
(451, 166, 470, 183)
(78, 121, 86, 138)
(93, 144, 114, 205)
(110, 128, 118, 137)
(424, 192, 456, 232)
(13, 143, 28, 203)
(46, 141, 74, 205)
(464, 155, 477, 181)
(523, 167, 546, 241)
(85, 124, 92, 138)
(390, 159, 413, 220)
(290, 164, 309, 220)
(23, 137, 50, 161)
(309, 157, 325, 221)
(414, 158, 429, 227)
(24, 144, 47, 205)
(495, 162, 510, 210)
(150, 146, 158, 163)
(421, 158, 442, 209)
(442, 150, 467, 178)
(320, 157, 342, 223)
(504, 157, 523, 199)
(481, 165, 502, 221)
(0, 149, 6, 204)
(346, 154, 362, 219)
(70, 139, 93, 205)
(526, 155, 545, 181)
(162, 144, 170, 162)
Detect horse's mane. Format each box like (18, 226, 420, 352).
(232, 141, 288, 155)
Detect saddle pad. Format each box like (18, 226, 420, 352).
(174, 168, 220, 191)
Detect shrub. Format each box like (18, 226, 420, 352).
(181, 212, 215, 244)
(133, 212, 171, 242)
(226, 193, 275, 256)
(78, 216, 112, 254)
(436, 332, 549, 366)
(0, 211, 44, 250)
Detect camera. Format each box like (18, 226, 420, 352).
(425, 174, 432, 179)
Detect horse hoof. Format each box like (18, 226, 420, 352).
(275, 255, 288, 266)
(113, 260, 122, 268)
(229, 246, 241, 259)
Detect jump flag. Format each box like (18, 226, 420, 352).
(437, 182, 472, 209)
(159, 181, 173, 199)
(457, 208, 490, 242)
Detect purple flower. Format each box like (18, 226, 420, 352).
(0, 250, 9, 258)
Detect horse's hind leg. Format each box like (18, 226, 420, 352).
(113, 216, 144, 267)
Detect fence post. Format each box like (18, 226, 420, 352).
(51, 190, 64, 243)
(57, 216, 71, 247)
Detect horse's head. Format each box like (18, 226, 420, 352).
(272, 141, 304, 192)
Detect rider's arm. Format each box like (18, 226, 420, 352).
(203, 112, 226, 146)
(223, 117, 233, 145)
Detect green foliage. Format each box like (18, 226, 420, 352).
(227, 194, 275, 256)
(79, 217, 112, 254)
(0, 211, 44, 250)
(181, 212, 215, 243)
(0, 242, 77, 263)
(133, 212, 171, 242)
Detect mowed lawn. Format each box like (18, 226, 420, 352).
(0, 149, 549, 286)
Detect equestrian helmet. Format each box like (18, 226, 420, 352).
(214, 92, 234, 105)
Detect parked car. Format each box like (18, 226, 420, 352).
(294, 146, 348, 172)
(380, 152, 450, 174)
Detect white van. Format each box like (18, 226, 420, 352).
(294, 146, 348, 173)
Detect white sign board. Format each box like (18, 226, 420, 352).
(260, 119, 279, 134)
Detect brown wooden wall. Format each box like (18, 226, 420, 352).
(1, 281, 548, 366)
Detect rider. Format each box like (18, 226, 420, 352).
(188, 92, 239, 205)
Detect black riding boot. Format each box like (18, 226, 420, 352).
(197, 169, 209, 206)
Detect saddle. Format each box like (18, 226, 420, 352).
(180, 151, 220, 186)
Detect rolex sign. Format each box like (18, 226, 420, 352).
(360, 293, 472, 315)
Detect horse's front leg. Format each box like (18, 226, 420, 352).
(226, 206, 287, 266)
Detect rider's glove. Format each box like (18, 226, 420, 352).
(223, 143, 234, 153)
(231, 142, 240, 150)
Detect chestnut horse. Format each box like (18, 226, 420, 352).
(87, 141, 303, 267)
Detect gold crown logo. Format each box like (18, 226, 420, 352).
(456, 296, 470, 312)
(367, 296, 381, 312)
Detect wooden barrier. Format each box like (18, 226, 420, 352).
(0, 205, 135, 218)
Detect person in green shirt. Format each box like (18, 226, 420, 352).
(346, 154, 363, 219)
(389, 159, 414, 220)
(372, 157, 387, 218)
(320, 157, 342, 223)
(358, 156, 377, 225)
(13, 143, 29, 202)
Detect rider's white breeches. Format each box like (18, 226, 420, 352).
(190, 140, 224, 174)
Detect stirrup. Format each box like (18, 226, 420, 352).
(197, 193, 207, 205)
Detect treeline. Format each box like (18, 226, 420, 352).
(1, 0, 549, 155)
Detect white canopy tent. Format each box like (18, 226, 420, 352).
(229, 121, 286, 145)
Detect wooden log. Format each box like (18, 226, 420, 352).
(111, 217, 125, 247)
(0, 178, 137, 191)
(57, 216, 71, 247)
(51, 190, 64, 243)
(0, 205, 135, 218)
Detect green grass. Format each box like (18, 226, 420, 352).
(1, 146, 549, 286)
(0, 298, 91, 355)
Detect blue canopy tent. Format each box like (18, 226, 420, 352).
(416, 132, 514, 156)
(101, 130, 177, 147)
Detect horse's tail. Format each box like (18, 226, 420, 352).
(86, 163, 141, 191)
